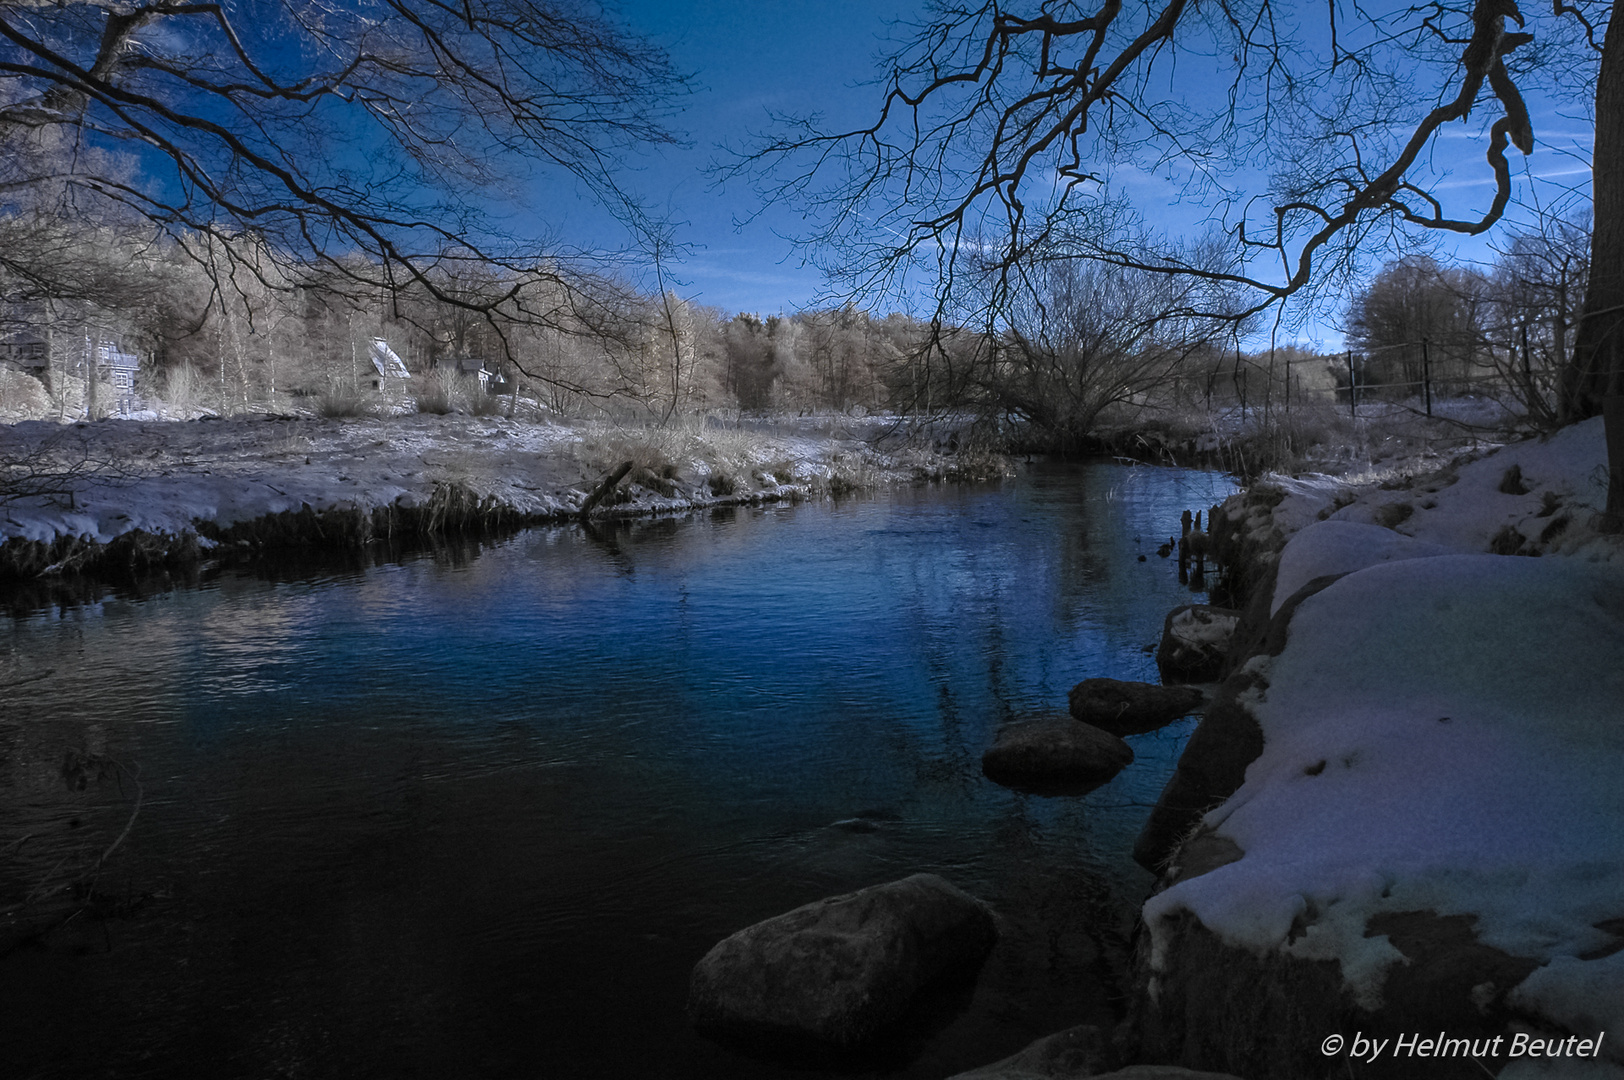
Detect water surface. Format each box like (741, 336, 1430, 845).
(0, 461, 1233, 1080)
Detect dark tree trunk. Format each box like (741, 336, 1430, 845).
(1567, 6, 1624, 516)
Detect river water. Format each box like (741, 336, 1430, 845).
(0, 461, 1233, 1080)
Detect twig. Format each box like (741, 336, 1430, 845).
(92, 762, 142, 877)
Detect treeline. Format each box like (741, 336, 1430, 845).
(0, 205, 1595, 448)
(0, 212, 943, 421)
(1343, 212, 1590, 425)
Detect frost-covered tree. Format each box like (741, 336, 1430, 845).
(0, 0, 687, 378)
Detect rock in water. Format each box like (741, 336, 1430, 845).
(1089, 1070, 1249, 1080)
(686, 873, 997, 1050)
(981, 717, 1134, 795)
(1154, 605, 1241, 682)
(944, 1024, 1116, 1079)
(1068, 678, 1205, 735)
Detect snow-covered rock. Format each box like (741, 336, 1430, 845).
(1131, 416, 1624, 1078)
(1155, 605, 1242, 682)
(1269, 520, 1453, 616)
(1137, 554, 1624, 1077)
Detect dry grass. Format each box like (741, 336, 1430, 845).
(314, 388, 376, 418)
(412, 371, 456, 415)
(573, 415, 795, 497)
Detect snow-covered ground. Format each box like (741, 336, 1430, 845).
(0, 413, 961, 560)
(1143, 417, 1624, 1076)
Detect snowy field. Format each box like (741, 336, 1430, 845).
(0, 413, 953, 555)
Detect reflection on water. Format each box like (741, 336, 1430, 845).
(0, 461, 1233, 1080)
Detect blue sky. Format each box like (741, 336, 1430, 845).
(579, 2, 1596, 349)
(594, 0, 915, 317)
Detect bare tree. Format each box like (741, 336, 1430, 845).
(942, 253, 1230, 448)
(0, 0, 687, 376)
(1346, 256, 1491, 398)
(1479, 210, 1590, 424)
(738, 0, 1621, 508)
(740, 3, 1549, 317)
(1564, 8, 1624, 513)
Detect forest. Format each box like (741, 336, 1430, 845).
(0, 205, 1596, 461)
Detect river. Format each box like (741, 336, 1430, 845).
(0, 460, 1233, 1080)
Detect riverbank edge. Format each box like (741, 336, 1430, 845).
(1114, 419, 1622, 1080)
(0, 412, 1017, 591)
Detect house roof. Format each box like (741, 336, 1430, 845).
(369, 338, 410, 379)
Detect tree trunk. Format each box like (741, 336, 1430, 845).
(1567, 6, 1624, 517)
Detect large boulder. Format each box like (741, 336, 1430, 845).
(687, 873, 997, 1050)
(1093, 1070, 1249, 1080)
(947, 1021, 1243, 1080)
(982, 716, 1134, 795)
(1154, 605, 1240, 682)
(944, 1025, 1116, 1079)
(1068, 678, 1205, 735)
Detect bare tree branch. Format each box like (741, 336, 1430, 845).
(732, 0, 1564, 328)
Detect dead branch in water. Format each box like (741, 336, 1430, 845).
(578, 460, 634, 519)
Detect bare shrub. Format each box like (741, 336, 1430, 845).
(467, 385, 504, 416)
(0, 370, 51, 421)
(0, 427, 142, 505)
(315, 389, 373, 418)
(162, 363, 203, 418)
(413, 370, 457, 415)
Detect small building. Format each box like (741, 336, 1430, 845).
(1, 332, 48, 378)
(452, 353, 491, 389)
(89, 334, 142, 415)
(368, 337, 410, 388)
(1, 305, 145, 416)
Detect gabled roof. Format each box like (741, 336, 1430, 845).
(369, 338, 410, 379)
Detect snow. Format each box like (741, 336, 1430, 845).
(1144, 554, 1624, 1055)
(1166, 606, 1239, 647)
(1, 413, 942, 552)
(1146, 417, 1624, 1066)
(1253, 417, 1615, 562)
(1270, 521, 1453, 614)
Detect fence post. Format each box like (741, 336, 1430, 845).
(1422, 336, 1433, 417)
(1347, 350, 1356, 420)
(1179, 509, 1193, 582)
(1520, 323, 1540, 412)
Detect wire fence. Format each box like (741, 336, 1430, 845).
(1165, 336, 1560, 423)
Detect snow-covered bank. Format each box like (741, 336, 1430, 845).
(1133, 417, 1624, 1079)
(0, 413, 973, 580)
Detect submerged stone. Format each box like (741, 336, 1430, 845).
(686, 873, 997, 1051)
(944, 1023, 1117, 1079)
(981, 716, 1134, 795)
(1068, 678, 1205, 735)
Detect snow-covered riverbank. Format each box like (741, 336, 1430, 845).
(1132, 417, 1623, 1080)
(0, 413, 973, 579)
